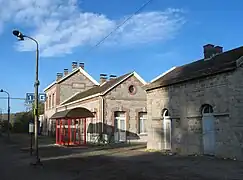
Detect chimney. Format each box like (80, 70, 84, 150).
(215, 46, 223, 54)
(72, 61, 78, 70)
(203, 44, 224, 60)
(56, 73, 63, 81)
(79, 62, 84, 69)
(109, 75, 117, 80)
(203, 44, 215, 59)
(64, 69, 68, 76)
(100, 74, 107, 84)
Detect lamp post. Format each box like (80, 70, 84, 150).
(12, 30, 41, 165)
(0, 89, 10, 140)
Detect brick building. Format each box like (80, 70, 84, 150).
(56, 72, 148, 143)
(43, 62, 99, 135)
(144, 44, 243, 160)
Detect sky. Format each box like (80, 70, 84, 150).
(0, 0, 242, 113)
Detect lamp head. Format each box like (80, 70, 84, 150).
(12, 30, 24, 40)
(0, 89, 3, 92)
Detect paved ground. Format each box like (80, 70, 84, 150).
(1, 133, 243, 180)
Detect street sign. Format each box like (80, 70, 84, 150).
(39, 93, 46, 102)
(26, 93, 34, 104)
(26, 93, 46, 104)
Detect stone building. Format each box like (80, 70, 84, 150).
(56, 72, 148, 143)
(144, 44, 243, 160)
(43, 62, 99, 135)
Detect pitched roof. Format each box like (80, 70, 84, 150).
(62, 72, 132, 105)
(145, 46, 243, 91)
(43, 67, 99, 92)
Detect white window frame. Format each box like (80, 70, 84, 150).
(138, 112, 147, 134)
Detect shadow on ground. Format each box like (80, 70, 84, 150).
(2, 133, 243, 180)
(38, 150, 243, 180)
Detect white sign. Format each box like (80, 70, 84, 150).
(29, 123, 34, 133)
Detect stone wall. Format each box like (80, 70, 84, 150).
(147, 69, 243, 159)
(104, 75, 147, 142)
(53, 74, 147, 143)
(226, 66, 243, 160)
(59, 71, 96, 103)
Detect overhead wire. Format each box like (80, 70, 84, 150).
(83, 0, 154, 56)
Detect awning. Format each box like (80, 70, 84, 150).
(50, 107, 94, 119)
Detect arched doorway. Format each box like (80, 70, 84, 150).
(162, 109, 172, 150)
(201, 104, 215, 155)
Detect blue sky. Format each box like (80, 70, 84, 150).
(0, 0, 242, 113)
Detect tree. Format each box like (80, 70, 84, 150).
(12, 111, 33, 133)
(31, 102, 44, 115)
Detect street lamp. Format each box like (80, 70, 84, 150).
(0, 89, 10, 140)
(12, 30, 41, 165)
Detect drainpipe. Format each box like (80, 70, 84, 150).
(101, 96, 104, 133)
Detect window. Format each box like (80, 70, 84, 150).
(45, 97, 48, 110)
(202, 104, 213, 114)
(128, 85, 136, 95)
(92, 112, 97, 134)
(138, 112, 147, 134)
(49, 95, 51, 109)
(162, 109, 170, 117)
(52, 93, 55, 107)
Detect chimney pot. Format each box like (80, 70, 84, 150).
(79, 62, 84, 69)
(215, 46, 223, 54)
(72, 61, 78, 70)
(64, 69, 68, 76)
(109, 75, 117, 80)
(100, 74, 107, 84)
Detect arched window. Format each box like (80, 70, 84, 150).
(201, 104, 213, 115)
(162, 108, 170, 118)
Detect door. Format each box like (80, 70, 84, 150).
(202, 115, 215, 155)
(114, 112, 126, 142)
(163, 118, 172, 150)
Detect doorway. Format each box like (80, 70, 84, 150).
(162, 109, 172, 150)
(114, 111, 126, 142)
(202, 105, 215, 155)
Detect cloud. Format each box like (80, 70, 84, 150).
(0, 0, 186, 57)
